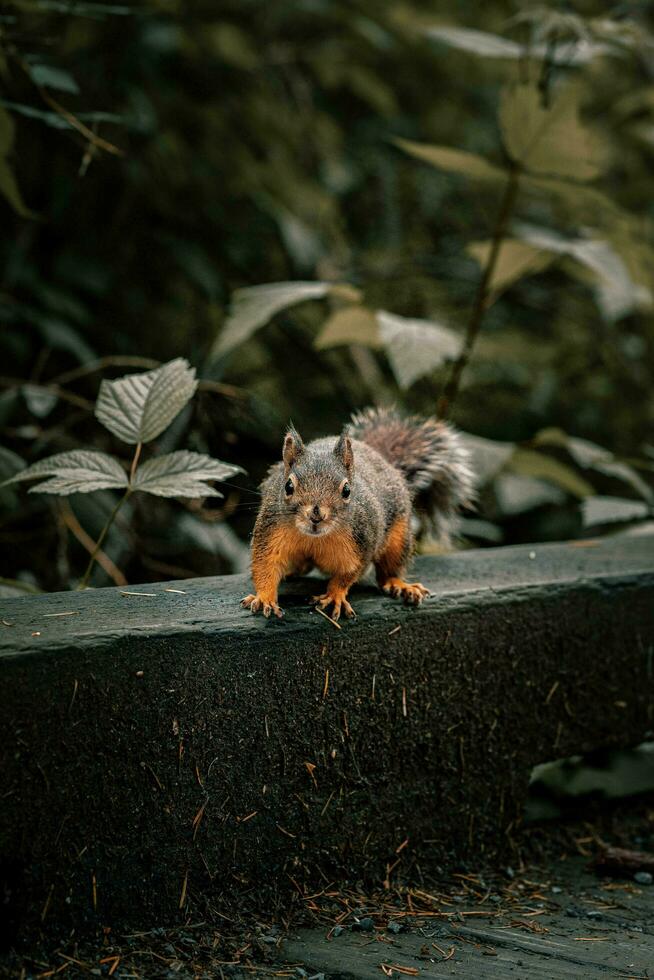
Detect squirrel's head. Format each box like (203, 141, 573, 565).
(281, 426, 354, 537)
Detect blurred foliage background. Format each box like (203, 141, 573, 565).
(1, 0, 653, 593)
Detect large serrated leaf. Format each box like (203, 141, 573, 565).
(212, 281, 360, 360)
(315, 305, 381, 349)
(95, 358, 197, 445)
(132, 451, 244, 498)
(533, 428, 653, 503)
(2, 450, 128, 494)
(515, 224, 650, 321)
(499, 83, 607, 181)
(467, 239, 554, 299)
(509, 448, 594, 499)
(377, 310, 461, 389)
(27, 476, 124, 495)
(393, 138, 506, 183)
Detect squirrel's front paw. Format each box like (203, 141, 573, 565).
(312, 591, 356, 621)
(381, 578, 431, 606)
(241, 594, 284, 619)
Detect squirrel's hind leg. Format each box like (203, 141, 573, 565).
(375, 516, 431, 606)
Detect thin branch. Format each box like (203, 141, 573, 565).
(77, 488, 130, 590)
(50, 357, 161, 387)
(9, 46, 124, 158)
(40, 90, 124, 157)
(0, 376, 94, 412)
(59, 499, 127, 587)
(50, 360, 246, 400)
(437, 163, 521, 419)
(129, 442, 142, 483)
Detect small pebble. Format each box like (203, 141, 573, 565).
(332, 925, 344, 937)
(352, 916, 374, 932)
(551, 886, 562, 894)
(586, 910, 602, 919)
(387, 921, 405, 934)
(528, 551, 536, 559)
(634, 871, 653, 886)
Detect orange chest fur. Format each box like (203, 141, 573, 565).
(264, 525, 362, 576)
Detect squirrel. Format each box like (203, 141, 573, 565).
(241, 406, 474, 621)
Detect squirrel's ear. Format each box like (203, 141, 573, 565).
(334, 430, 354, 472)
(283, 426, 304, 474)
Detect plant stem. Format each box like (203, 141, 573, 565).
(130, 441, 143, 483)
(77, 490, 129, 590)
(437, 163, 521, 419)
(77, 442, 141, 590)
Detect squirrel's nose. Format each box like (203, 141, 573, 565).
(310, 505, 324, 523)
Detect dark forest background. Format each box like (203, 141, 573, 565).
(1, 0, 653, 593)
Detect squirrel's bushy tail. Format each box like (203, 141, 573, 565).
(349, 406, 474, 544)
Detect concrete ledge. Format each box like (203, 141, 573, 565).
(1, 536, 653, 944)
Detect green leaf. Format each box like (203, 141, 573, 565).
(0, 99, 125, 131)
(424, 26, 526, 58)
(22, 384, 58, 418)
(0, 577, 42, 597)
(3, 450, 128, 495)
(315, 305, 381, 349)
(377, 310, 461, 389)
(212, 281, 361, 360)
(393, 137, 506, 182)
(95, 358, 197, 445)
(533, 428, 612, 467)
(467, 239, 554, 299)
(132, 451, 244, 498)
(533, 428, 654, 503)
(582, 496, 650, 528)
(495, 473, 565, 515)
(29, 64, 80, 94)
(523, 175, 623, 229)
(424, 25, 611, 64)
(509, 448, 594, 499)
(499, 83, 606, 180)
(515, 224, 651, 321)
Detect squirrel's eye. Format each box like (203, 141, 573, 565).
(285, 478, 295, 496)
(341, 482, 351, 499)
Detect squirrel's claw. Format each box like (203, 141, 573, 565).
(241, 594, 284, 619)
(312, 592, 356, 621)
(381, 579, 431, 606)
